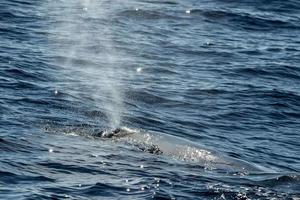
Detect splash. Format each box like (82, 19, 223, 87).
(47, 0, 124, 128)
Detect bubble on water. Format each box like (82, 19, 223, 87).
(141, 187, 145, 191)
(140, 165, 144, 169)
(83, 7, 88, 11)
(185, 10, 191, 14)
(54, 90, 58, 95)
(135, 8, 139, 11)
(126, 188, 130, 192)
(125, 179, 129, 183)
(136, 67, 142, 73)
(48, 148, 53, 153)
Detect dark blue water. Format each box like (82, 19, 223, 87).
(1, 0, 300, 199)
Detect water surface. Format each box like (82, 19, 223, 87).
(0, 0, 300, 199)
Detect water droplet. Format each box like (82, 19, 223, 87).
(136, 67, 142, 73)
(54, 90, 58, 95)
(141, 187, 145, 191)
(126, 188, 130, 192)
(125, 179, 129, 183)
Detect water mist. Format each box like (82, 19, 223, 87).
(48, 0, 125, 129)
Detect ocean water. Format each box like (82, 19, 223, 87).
(0, 0, 300, 199)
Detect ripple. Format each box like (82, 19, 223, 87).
(0, 170, 54, 184)
(118, 9, 180, 21)
(187, 8, 299, 30)
(1, 0, 300, 199)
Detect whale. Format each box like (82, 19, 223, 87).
(44, 125, 267, 173)
(88, 127, 266, 173)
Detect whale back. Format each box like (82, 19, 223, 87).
(97, 127, 264, 173)
(44, 125, 265, 173)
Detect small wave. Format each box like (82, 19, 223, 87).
(118, 9, 179, 21)
(1, 0, 34, 7)
(82, 182, 124, 196)
(126, 90, 177, 105)
(187, 8, 298, 30)
(145, 66, 179, 75)
(0, 170, 54, 184)
(0, 137, 37, 153)
(4, 67, 48, 82)
(257, 174, 300, 187)
(233, 65, 300, 80)
(123, 115, 165, 127)
(254, 89, 300, 104)
(142, 0, 178, 5)
(37, 161, 113, 175)
(0, 10, 33, 23)
(0, 26, 29, 41)
(185, 88, 229, 96)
